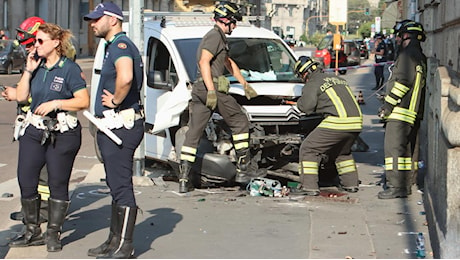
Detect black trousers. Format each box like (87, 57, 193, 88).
(374, 65, 384, 88)
(18, 124, 82, 200)
(97, 119, 144, 207)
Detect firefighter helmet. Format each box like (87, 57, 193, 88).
(214, 1, 242, 22)
(397, 20, 426, 42)
(16, 16, 45, 45)
(294, 56, 319, 78)
(392, 19, 412, 35)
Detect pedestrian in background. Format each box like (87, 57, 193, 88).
(294, 56, 362, 196)
(178, 1, 259, 193)
(8, 22, 89, 252)
(377, 20, 427, 199)
(373, 33, 387, 90)
(84, 2, 144, 258)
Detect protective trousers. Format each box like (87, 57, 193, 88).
(180, 82, 249, 185)
(383, 120, 419, 191)
(299, 127, 359, 191)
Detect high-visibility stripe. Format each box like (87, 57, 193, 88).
(336, 159, 356, 174)
(385, 95, 399, 105)
(345, 87, 362, 116)
(384, 157, 413, 170)
(38, 184, 50, 200)
(181, 146, 197, 155)
(180, 154, 195, 163)
(388, 107, 417, 124)
(391, 82, 410, 98)
(301, 161, 318, 175)
(409, 65, 423, 111)
(233, 133, 249, 141)
(325, 88, 346, 117)
(234, 141, 249, 150)
(318, 116, 362, 130)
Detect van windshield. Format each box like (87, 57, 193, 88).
(174, 38, 298, 83)
(317, 35, 332, 50)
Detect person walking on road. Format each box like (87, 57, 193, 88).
(8, 22, 89, 252)
(84, 2, 144, 258)
(373, 33, 387, 90)
(377, 20, 427, 199)
(294, 56, 363, 196)
(178, 1, 259, 193)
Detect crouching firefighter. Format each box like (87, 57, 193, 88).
(377, 20, 427, 199)
(178, 1, 259, 193)
(294, 56, 363, 196)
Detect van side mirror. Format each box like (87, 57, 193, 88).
(147, 70, 172, 90)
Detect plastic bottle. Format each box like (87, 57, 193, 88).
(415, 232, 426, 258)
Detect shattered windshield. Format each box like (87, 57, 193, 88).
(174, 37, 298, 83)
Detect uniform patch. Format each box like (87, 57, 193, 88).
(118, 43, 127, 49)
(50, 82, 62, 92)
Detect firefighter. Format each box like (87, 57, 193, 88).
(1, 16, 50, 224)
(377, 20, 427, 199)
(294, 56, 363, 196)
(178, 1, 258, 193)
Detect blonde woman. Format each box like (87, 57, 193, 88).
(9, 23, 89, 252)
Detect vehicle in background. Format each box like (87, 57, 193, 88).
(344, 40, 361, 66)
(0, 39, 26, 74)
(313, 35, 347, 74)
(355, 39, 369, 59)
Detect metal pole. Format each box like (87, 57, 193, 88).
(130, 0, 145, 177)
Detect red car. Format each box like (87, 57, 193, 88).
(313, 35, 348, 74)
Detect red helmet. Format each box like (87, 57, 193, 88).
(16, 16, 45, 45)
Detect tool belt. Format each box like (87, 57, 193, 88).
(196, 76, 230, 94)
(96, 108, 143, 130)
(14, 111, 79, 145)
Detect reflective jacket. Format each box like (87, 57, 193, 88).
(384, 41, 427, 125)
(297, 71, 362, 132)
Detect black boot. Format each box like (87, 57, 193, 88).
(98, 205, 137, 259)
(88, 201, 118, 257)
(235, 149, 252, 183)
(9, 195, 45, 247)
(46, 198, 70, 252)
(378, 187, 408, 199)
(178, 160, 193, 193)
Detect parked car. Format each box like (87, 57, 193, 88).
(344, 40, 361, 66)
(313, 35, 347, 74)
(0, 40, 26, 74)
(355, 39, 369, 59)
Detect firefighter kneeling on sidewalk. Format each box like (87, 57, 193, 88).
(294, 56, 363, 195)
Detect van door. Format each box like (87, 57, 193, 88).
(144, 37, 191, 161)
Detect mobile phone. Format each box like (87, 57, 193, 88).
(33, 51, 40, 61)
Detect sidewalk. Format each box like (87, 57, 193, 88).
(4, 62, 432, 259)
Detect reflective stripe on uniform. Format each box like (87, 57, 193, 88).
(318, 116, 363, 130)
(388, 65, 423, 125)
(391, 82, 410, 98)
(384, 157, 413, 171)
(300, 161, 319, 175)
(38, 184, 50, 200)
(336, 159, 357, 175)
(181, 146, 197, 163)
(233, 133, 249, 150)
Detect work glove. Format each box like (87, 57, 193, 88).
(378, 102, 393, 120)
(206, 90, 217, 110)
(244, 83, 258, 100)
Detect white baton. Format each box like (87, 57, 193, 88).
(83, 110, 122, 145)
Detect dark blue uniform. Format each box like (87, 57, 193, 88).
(374, 40, 387, 89)
(18, 57, 86, 201)
(96, 32, 144, 207)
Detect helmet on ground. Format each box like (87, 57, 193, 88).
(294, 56, 319, 78)
(214, 1, 242, 22)
(397, 20, 426, 42)
(16, 16, 45, 45)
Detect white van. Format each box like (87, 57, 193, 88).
(89, 12, 320, 185)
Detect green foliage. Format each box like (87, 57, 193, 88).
(358, 22, 372, 39)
